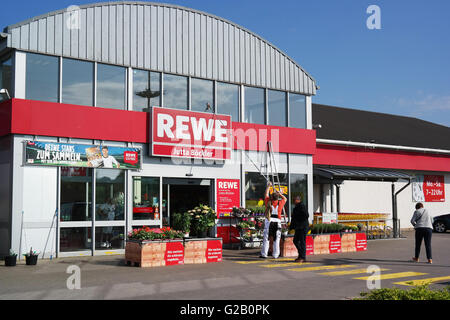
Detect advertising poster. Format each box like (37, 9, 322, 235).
(216, 179, 240, 218)
(329, 234, 342, 254)
(164, 241, 185, 266)
(412, 175, 445, 202)
(205, 239, 223, 263)
(356, 233, 367, 251)
(25, 141, 141, 170)
(306, 236, 314, 256)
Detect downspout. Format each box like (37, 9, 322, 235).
(392, 179, 411, 238)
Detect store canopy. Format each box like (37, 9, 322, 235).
(314, 167, 412, 183)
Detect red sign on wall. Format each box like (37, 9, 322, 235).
(423, 175, 445, 202)
(206, 239, 223, 263)
(216, 179, 240, 218)
(151, 107, 232, 160)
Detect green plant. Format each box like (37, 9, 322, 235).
(172, 212, 191, 234)
(23, 248, 39, 257)
(128, 227, 184, 241)
(8, 250, 17, 257)
(188, 204, 217, 234)
(356, 284, 450, 300)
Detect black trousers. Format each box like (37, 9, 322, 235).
(415, 228, 432, 260)
(293, 228, 308, 260)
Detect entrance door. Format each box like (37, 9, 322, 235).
(162, 178, 213, 227)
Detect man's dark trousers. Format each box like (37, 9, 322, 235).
(294, 227, 308, 260)
(415, 227, 432, 260)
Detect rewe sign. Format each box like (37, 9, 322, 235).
(151, 107, 232, 160)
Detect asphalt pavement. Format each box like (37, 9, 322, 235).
(0, 230, 449, 300)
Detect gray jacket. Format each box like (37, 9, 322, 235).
(410, 208, 433, 229)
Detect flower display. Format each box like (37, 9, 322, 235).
(128, 226, 184, 241)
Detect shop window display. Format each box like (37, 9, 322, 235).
(133, 177, 160, 220)
(245, 171, 288, 214)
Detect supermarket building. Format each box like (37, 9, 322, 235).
(0, 2, 449, 258)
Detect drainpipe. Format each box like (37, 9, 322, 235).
(392, 179, 411, 238)
(336, 184, 341, 213)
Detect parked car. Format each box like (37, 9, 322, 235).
(433, 214, 450, 233)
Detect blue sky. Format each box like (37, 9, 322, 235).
(1, 0, 449, 127)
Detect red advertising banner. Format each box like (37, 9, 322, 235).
(356, 233, 367, 252)
(329, 234, 342, 254)
(151, 107, 232, 160)
(206, 239, 223, 263)
(306, 235, 314, 256)
(423, 175, 445, 202)
(164, 241, 184, 266)
(216, 179, 240, 218)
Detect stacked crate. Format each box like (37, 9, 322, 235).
(313, 235, 330, 255)
(341, 233, 356, 252)
(125, 241, 166, 267)
(184, 240, 207, 264)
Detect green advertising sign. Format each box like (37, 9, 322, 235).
(25, 141, 141, 170)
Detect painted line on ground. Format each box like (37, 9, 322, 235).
(394, 276, 450, 286)
(233, 258, 294, 264)
(353, 272, 428, 281)
(319, 268, 390, 276)
(261, 262, 316, 268)
(287, 264, 356, 272)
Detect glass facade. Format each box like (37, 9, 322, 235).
(133, 177, 160, 220)
(191, 78, 213, 112)
(217, 82, 239, 121)
(244, 86, 265, 124)
(268, 90, 287, 127)
(289, 93, 306, 129)
(62, 58, 94, 106)
(95, 226, 125, 250)
(163, 73, 188, 109)
(290, 174, 308, 214)
(133, 69, 161, 112)
(95, 169, 125, 221)
(245, 171, 288, 214)
(97, 63, 127, 109)
(59, 227, 92, 252)
(60, 168, 93, 222)
(26, 53, 59, 102)
(0, 57, 12, 99)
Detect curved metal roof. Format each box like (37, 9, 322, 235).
(3, 1, 317, 95)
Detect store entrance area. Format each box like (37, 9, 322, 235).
(162, 178, 213, 227)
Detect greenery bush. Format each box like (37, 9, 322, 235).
(172, 212, 191, 234)
(356, 284, 450, 300)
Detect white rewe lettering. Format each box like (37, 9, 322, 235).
(157, 113, 174, 139)
(191, 118, 214, 141)
(176, 116, 191, 140)
(215, 120, 228, 143)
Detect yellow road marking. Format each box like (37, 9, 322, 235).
(233, 257, 294, 264)
(354, 272, 428, 281)
(394, 276, 450, 286)
(319, 268, 390, 276)
(287, 265, 355, 272)
(261, 262, 316, 268)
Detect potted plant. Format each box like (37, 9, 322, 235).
(189, 205, 217, 238)
(4, 250, 17, 267)
(172, 212, 191, 237)
(24, 248, 39, 265)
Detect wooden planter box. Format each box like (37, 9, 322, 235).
(280, 232, 367, 257)
(125, 238, 223, 267)
(125, 239, 184, 268)
(184, 238, 223, 264)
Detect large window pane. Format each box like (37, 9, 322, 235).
(133, 69, 161, 112)
(244, 86, 265, 124)
(95, 169, 125, 221)
(217, 82, 239, 121)
(26, 53, 59, 102)
(62, 58, 94, 106)
(133, 177, 160, 220)
(97, 63, 126, 110)
(163, 74, 187, 109)
(0, 57, 12, 99)
(60, 227, 92, 252)
(289, 93, 306, 129)
(191, 78, 213, 112)
(245, 172, 287, 214)
(60, 168, 92, 222)
(95, 226, 125, 250)
(268, 90, 287, 127)
(290, 173, 308, 217)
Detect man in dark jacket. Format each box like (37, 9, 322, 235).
(290, 196, 309, 263)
